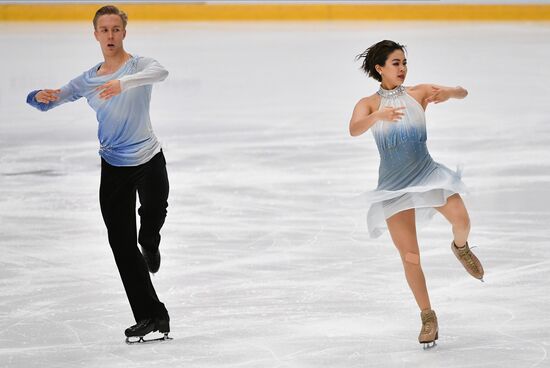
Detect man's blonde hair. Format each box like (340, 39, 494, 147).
(93, 5, 128, 30)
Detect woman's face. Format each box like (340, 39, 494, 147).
(376, 49, 407, 88)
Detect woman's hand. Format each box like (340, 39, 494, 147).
(379, 106, 406, 122)
(96, 80, 122, 100)
(425, 85, 467, 104)
(350, 97, 405, 136)
(35, 89, 61, 103)
(425, 86, 451, 104)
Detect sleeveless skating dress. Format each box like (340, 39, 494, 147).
(365, 85, 467, 238)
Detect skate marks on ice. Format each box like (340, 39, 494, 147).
(1, 21, 550, 367)
(2, 169, 64, 177)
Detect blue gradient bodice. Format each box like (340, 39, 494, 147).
(372, 85, 435, 190)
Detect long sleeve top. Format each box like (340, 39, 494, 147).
(26, 55, 168, 167)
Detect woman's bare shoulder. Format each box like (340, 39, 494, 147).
(355, 93, 381, 109)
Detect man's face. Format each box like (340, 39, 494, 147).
(94, 14, 126, 57)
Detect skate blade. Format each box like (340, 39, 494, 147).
(125, 333, 173, 345)
(422, 341, 437, 350)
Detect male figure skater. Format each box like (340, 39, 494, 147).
(27, 5, 170, 342)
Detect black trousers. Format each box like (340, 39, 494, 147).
(99, 151, 169, 322)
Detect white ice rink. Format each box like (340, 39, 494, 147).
(1, 21, 549, 368)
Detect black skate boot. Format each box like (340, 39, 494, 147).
(156, 317, 170, 335)
(125, 318, 171, 344)
(125, 318, 155, 337)
(141, 246, 161, 274)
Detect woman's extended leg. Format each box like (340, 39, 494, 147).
(436, 193, 484, 280)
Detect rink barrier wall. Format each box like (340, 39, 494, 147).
(2, 3, 550, 21)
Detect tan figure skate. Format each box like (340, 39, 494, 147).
(419, 309, 438, 349)
(451, 241, 484, 281)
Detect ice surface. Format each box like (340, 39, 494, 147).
(1, 21, 549, 368)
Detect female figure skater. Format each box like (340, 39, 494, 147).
(349, 40, 484, 348)
(27, 5, 170, 343)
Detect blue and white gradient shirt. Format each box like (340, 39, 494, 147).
(27, 56, 168, 167)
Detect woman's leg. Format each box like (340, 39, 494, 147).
(436, 193, 484, 280)
(435, 193, 470, 247)
(386, 208, 431, 311)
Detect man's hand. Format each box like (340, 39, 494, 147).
(96, 80, 122, 100)
(35, 89, 61, 104)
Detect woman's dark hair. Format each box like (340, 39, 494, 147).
(93, 5, 128, 30)
(356, 40, 406, 82)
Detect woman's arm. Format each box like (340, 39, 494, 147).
(424, 84, 468, 105)
(349, 97, 405, 137)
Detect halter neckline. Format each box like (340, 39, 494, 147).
(377, 85, 405, 98)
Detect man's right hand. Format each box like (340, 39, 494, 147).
(35, 89, 61, 103)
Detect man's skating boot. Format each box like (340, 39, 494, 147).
(419, 309, 438, 349)
(125, 317, 171, 344)
(141, 246, 161, 274)
(451, 241, 484, 281)
(125, 319, 156, 338)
